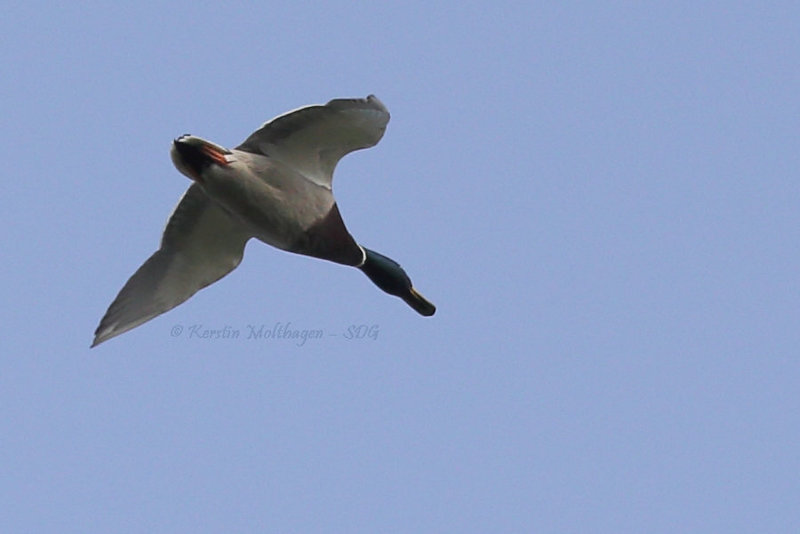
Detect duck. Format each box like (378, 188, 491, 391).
(92, 95, 435, 347)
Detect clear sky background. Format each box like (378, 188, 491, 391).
(2, 2, 799, 532)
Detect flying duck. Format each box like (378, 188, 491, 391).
(92, 95, 435, 347)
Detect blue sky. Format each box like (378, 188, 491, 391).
(2, 2, 799, 532)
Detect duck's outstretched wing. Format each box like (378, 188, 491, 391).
(92, 184, 251, 347)
(236, 95, 390, 189)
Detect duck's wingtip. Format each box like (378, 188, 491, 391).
(91, 322, 121, 348)
(90, 331, 107, 348)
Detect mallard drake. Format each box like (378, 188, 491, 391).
(92, 95, 435, 347)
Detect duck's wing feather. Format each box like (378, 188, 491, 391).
(236, 94, 390, 189)
(92, 184, 251, 346)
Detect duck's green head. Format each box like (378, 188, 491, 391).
(359, 248, 436, 316)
